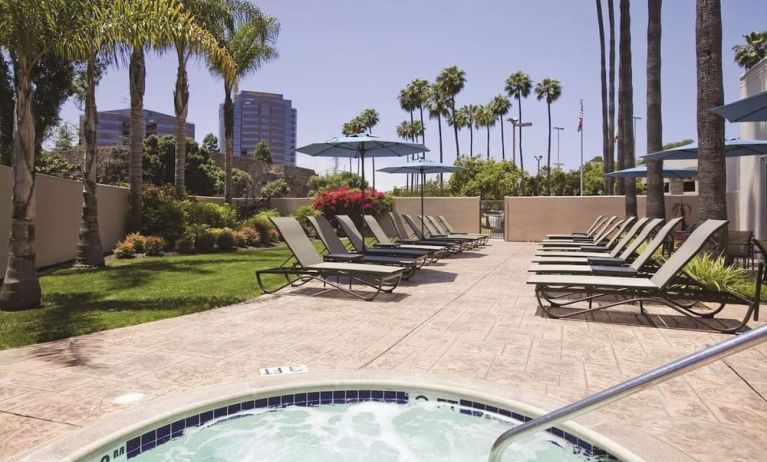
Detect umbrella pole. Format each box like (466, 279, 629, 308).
(361, 150, 366, 253)
(421, 171, 425, 238)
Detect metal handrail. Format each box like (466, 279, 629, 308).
(489, 324, 767, 461)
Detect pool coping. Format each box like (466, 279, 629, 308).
(18, 370, 696, 462)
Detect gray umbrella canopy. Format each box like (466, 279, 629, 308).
(378, 159, 465, 236)
(296, 134, 429, 251)
(712, 90, 767, 122)
(642, 139, 767, 161)
(606, 165, 697, 179)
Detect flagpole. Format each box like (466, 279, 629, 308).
(579, 99, 584, 196)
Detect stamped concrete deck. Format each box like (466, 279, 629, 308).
(1, 241, 766, 461)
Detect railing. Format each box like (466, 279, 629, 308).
(489, 324, 767, 461)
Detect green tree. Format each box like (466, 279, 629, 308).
(475, 104, 496, 159)
(460, 104, 478, 155)
(50, 122, 77, 151)
(733, 31, 767, 71)
(357, 108, 380, 186)
(646, 0, 665, 219)
(618, 0, 637, 216)
(505, 71, 533, 170)
(435, 66, 466, 157)
(254, 139, 273, 163)
(229, 168, 253, 197)
(448, 157, 527, 200)
(202, 133, 219, 153)
(535, 78, 563, 195)
(261, 178, 290, 199)
(410, 79, 430, 145)
(209, 2, 279, 204)
(307, 171, 367, 195)
(489, 95, 511, 160)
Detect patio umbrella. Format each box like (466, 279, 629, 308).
(605, 165, 697, 179)
(712, 90, 767, 122)
(378, 159, 465, 237)
(642, 139, 767, 161)
(296, 134, 428, 251)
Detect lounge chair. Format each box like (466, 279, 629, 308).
(528, 219, 764, 333)
(428, 216, 489, 245)
(256, 217, 406, 301)
(363, 215, 450, 259)
(419, 215, 484, 247)
(307, 215, 424, 278)
(541, 216, 618, 244)
(538, 217, 632, 250)
(545, 215, 607, 239)
(335, 215, 438, 260)
(404, 215, 478, 249)
(388, 212, 464, 252)
(537, 217, 644, 257)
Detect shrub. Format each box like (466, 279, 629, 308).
(174, 235, 195, 254)
(194, 228, 217, 252)
(184, 201, 238, 228)
(216, 227, 237, 251)
(122, 232, 146, 254)
(313, 186, 392, 229)
(293, 205, 320, 237)
(230, 168, 253, 198)
(232, 230, 249, 248)
(261, 178, 290, 199)
(239, 226, 262, 247)
(113, 240, 136, 259)
(143, 236, 166, 256)
(683, 253, 750, 292)
(141, 186, 186, 243)
(244, 209, 280, 242)
(267, 228, 281, 243)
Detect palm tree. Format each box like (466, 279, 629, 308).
(618, 0, 637, 216)
(535, 78, 563, 195)
(128, 46, 145, 232)
(209, 2, 279, 204)
(646, 0, 665, 220)
(474, 105, 495, 159)
(696, 0, 727, 250)
(489, 95, 511, 160)
(460, 104, 478, 155)
(608, 0, 618, 194)
(426, 85, 449, 184)
(448, 110, 469, 159)
(435, 66, 466, 156)
(0, 0, 233, 310)
(398, 83, 419, 187)
(410, 79, 430, 146)
(505, 71, 533, 171)
(358, 108, 379, 187)
(733, 31, 767, 71)
(596, 0, 613, 194)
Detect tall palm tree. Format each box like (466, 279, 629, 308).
(0, 0, 233, 310)
(596, 0, 612, 194)
(489, 95, 511, 160)
(460, 104, 478, 155)
(410, 79, 430, 146)
(608, 0, 618, 194)
(618, 0, 637, 216)
(474, 105, 496, 159)
(696, 0, 727, 250)
(435, 66, 466, 156)
(535, 78, 563, 195)
(448, 110, 469, 159)
(128, 46, 145, 232)
(646, 0, 665, 219)
(209, 2, 279, 204)
(733, 31, 767, 71)
(426, 85, 449, 184)
(505, 71, 533, 171)
(398, 83, 419, 187)
(358, 108, 379, 187)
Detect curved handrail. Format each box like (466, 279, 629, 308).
(489, 323, 767, 461)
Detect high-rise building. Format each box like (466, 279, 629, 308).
(219, 91, 297, 165)
(83, 109, 194, 146)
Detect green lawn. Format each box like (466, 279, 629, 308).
(0, 247, 299, 350)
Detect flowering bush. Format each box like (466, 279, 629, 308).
(313, 187, 393, 229)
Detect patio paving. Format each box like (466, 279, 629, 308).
(1, 241, 766, 461)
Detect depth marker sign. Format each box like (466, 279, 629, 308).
(259, 365, 308, 376)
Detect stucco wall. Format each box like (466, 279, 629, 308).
(504, 194, 702, 241)
(392, 197, 480, 234)
(1, 166, 129, 271)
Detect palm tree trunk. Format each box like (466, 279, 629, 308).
(75, 55, 104, 267)
(696, 0, 727, 249)
(619, 0, 637, 217)
(0, 58, 41, 310)
(173, 44, 189, 199)
(607, 0, 617, 195)
(486, 125, 490, 159)
(469, 125, 473, 155)
(499, 116, 506, 160)
(451, 99, 459, 156)
(517, 100, 524, 171)
(438, 113, 444, 186)
(128, 47, 145, 232)
(646, 0, 666, 219)
(223, 83, 234, 204)
(546, 102, 552, 195)
(597, 0, 611, 195)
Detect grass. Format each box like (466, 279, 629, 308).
(0, 246, 302, 350)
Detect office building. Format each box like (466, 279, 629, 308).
(84, 109, 194, 146)
(219, 91, 297, 165)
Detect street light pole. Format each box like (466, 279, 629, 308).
(534, 155, 543, 196)
(553, 127, 564, 171)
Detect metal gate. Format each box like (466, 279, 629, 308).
(480, 200, 505, 239)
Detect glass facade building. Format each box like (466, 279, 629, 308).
(84, 109, 195, 146)
(219, 91, 297, 165)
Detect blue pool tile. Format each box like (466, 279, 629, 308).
(294, 393, 308, 405)
(471, 401, 486, 410)
(396, 391, 408, 403)
(371, 390, 384, 401)
(460, 399, 472, 408)
(255, 398, 267, 408)
(320, 391, 332, 404)
(213, 406, 227, 418)
(485, 405, 498, 414)
(359, 390, 371, 400)
(333, 390, 345, 403)
(241, 400, 255, 410)
(227, 403, 241, 414)
(307, 392, 320, 406)
(185, 414, 199, 428)
(383, 391, 396, 402)
(199, 410, 214, 425)
(281, 394, 295, 406)
(345, 390, 358, 402)
(460, 408, 473, 415)
(499, 408, 512, 418)
(267, 396, 281, 407)
(171, 418, 186, 437)
(155, 425, 171, 445)
(564, 432, 578, 444)
(126, 437, 141, 458)
(550, 427, 564, 438)
(140, 430, 156, 451)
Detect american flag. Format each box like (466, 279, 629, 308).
(577, 100, 584, 132)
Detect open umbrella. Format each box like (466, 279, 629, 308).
(712, 90, 767, 122)
(606, 165, 697, 179)
(642, 139, 767, 161)
(378, 159, 464, 237)
(296, 134, 428, 251)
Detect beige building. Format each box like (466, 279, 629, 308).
(728, 58, 767, 239)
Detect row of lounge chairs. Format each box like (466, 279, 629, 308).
(256, 213, 486, 301)
(528, 215, 764, 333)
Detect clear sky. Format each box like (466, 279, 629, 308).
(58, 0, 767, 191)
